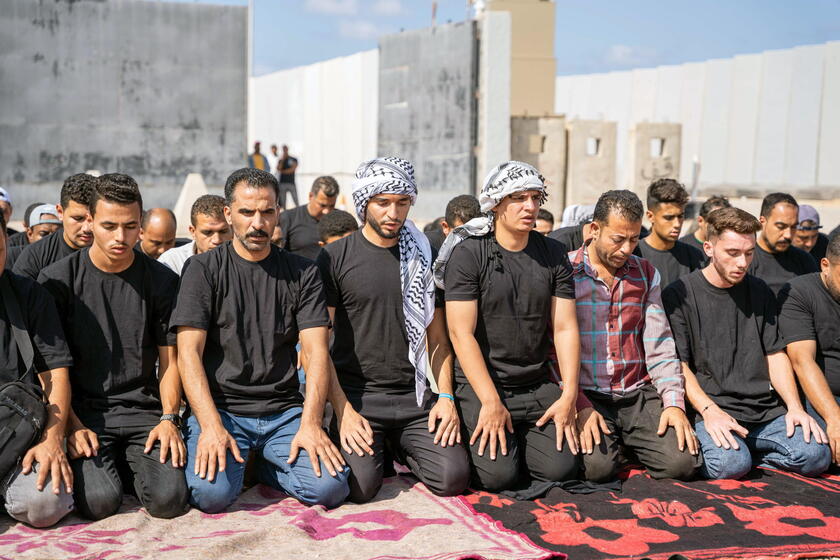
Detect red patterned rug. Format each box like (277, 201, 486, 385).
(461, 467, 840, 560)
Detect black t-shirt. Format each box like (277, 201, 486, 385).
(444, 231, 575, 388)
(679, 232, 705, 253)
(6, 231, 28, 248)
(317, 231, 443, 393)
(280, 156, 298, 184)
(808, 233, 829, 263)
(13, 229, 76, 281)
(639, 238, 705, 290)
(5, 244, 26, 269)
(425, 229, 445, 252)
(279, 205, 321, 261)
(0, 271, 73, 386)
(663, 271, 786, 424)
(170, 242, 329, 417)
(748, 245, 819, 295)
(778, 273, 840, 396)
(548, 224, 585, 252)
(38, 249, 178, 430)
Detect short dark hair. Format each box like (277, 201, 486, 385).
(647, 178, 689, 210)
(311, 176, 339, 197)
(22, 202, 46, 227)
(60, 173, 97, 208)
(760, 192, 798, 218)
(827, 231, 840, 262)
(706, 207, 761, 240)
(191, 195, 226, 226)
(317, 209, 358, 242)
(699, 195, 731, 219)
(593, 190, 644, 224)
(0, 209, 6, 233)
(90, 173, 142, 216)
(445, 195, 480, 227)
(141, 208, 176, 229)
(424, 217, 444, 233)
(537, 208, 554, 223)
(224, 168, 278, 205)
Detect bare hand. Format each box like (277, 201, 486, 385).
(576, 407, 611, 454)
(701, 404, 749, 450)
(536, 396, 579, 454)
(67, 426, 99, 460)
(428, 397, 461, 448)
(22, 435, 73, 494)
(470, 399, 513, 460)
(826, 419, 840, 465)
(288, 421, 346, 478)
(195, 423, 244, 482)
(336, 403, 374, 457)
(145, 420, 186, 468)
(785, 409, 828, 445)
(658, 406, 698, 456)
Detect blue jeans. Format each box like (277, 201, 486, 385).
(184, 407, 350, 513)
(695, 413, 830, 479)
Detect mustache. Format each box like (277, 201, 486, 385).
(246, 229, 269, 238)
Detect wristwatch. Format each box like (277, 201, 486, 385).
(160, 413, 182, 429)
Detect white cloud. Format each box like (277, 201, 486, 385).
(338, 19, 380, 40)
(304, 0, 358, 16)
(372, 0, 402, 15)
(603, 44, 658, 68)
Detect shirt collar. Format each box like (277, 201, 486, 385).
(573, 240, 638, 279)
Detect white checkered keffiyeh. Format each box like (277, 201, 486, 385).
(352, 157, 436, 407)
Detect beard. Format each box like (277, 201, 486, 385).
(236, 228, 269, 249)
(367, 214, 402, 239)
(823, 272, 840, 304)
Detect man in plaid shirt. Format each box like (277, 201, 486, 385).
(570, 190, 701, 482)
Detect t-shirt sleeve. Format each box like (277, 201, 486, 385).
(24, 279, 73, 372)
(444, 242, 481, 301)
(169, 258, 214, 332)
(12, 245, 39, 281)
(551, 248, 576, 300)
(778, 281, 817, 346)
(152, 264, 179, 346)
(662, 281, 693, 364)
(757, 281, 785, 354)
(315, 248, 339, 308)
(295, 260, 330, 331)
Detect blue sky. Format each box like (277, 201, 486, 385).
(169, 0, 840, 76)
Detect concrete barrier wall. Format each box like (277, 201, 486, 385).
(0, 0, 247, 209)
(555, 41, 840, 198)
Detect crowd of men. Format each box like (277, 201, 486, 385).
(0, 158, 838, 530)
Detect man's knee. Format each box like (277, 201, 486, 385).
(424, 455, 470, 497)
(582, 453, 619, 483)
(188, 476, 239, 514)
(347, 466, 383, 504)
(74, 480, 123, 520)
(144, 476, 189, 519)
(650, 449, 699, 480)
(473, 458, 519, 492)
(700, 446, 752, 480)
(295, 470, 350, 509)
(785, 439, 831, 477)
(4, 469, 74, 528)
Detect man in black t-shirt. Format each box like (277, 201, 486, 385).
(792, 204, 829, 263)
(38, 174, 189, 520)
(171, 168, 348, 513)
(427, 195, 481, 252)
(278, 144, 299, 209)
(780, 233, 840, 467)
(14, 173, 96, 280)
(663, 207, 829, 479)
(748, 193, 818, 294)
(318, 157, 469, 503)
(279, 176, 339, 261)
(638, 179, 704, 289)
(435, 161, 581, 491)
(0, 214, 74, 528)
(679, 195, 731, 256)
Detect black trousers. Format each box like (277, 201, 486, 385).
(331, 389, 470, 503)
(581, 385, 702, 482)
(278, 181, 298, 208)
(70, 424, 189, 520)
(455, 380, 580, 491)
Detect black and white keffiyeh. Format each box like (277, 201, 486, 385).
(433, 161, 547, 288)
(352, 157, 436, 406)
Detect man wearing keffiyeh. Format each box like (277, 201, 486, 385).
(317, 157, 469, 503)
(436, 161, 582, 491)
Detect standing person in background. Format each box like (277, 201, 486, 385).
(158, 195, 231, 276)
(279, 176, 339, 261)
(638, 179, 704, 289)
(535, 209, 554, 235)
(278, 145, 299, 209)
(248, 141, 270, 172)
(0, 188, 17, 236)
(267, 144, 281, 182)
(792, 205, 829, 263)
(748, 193, 818, 295)
(138, 209, 177, 260)
(679, 195, 731, 255)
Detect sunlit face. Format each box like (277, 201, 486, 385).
(91, 200, 141, 263)
(26, 216, 59, 243)
(225, 183, 278, 253)
(706, 230, 755, 286)
(589, 214, 642, 271)
(495, 190, 542, 234)
(535, 219, 553, 235)
(308, 190, 337, 219)
(59, 200, 93, 249)
(190, 213, 231, 254)
(759, 203, 798, 254)
(792, 227, 819, 253)
(821, 257, 840, 303)
(647, 202, 685, 243)
(365, 193, 411, 239)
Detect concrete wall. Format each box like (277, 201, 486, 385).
(565, 120, 616, 206)
(626, 122, 682, 198)
(555, 41, 840, 199)
(476, 11, 512, 191)
(378, 21, 477, 220)
(510, 115, 566, 216)
(249, 49, 378, 204)
(0, 0, 247, 209)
